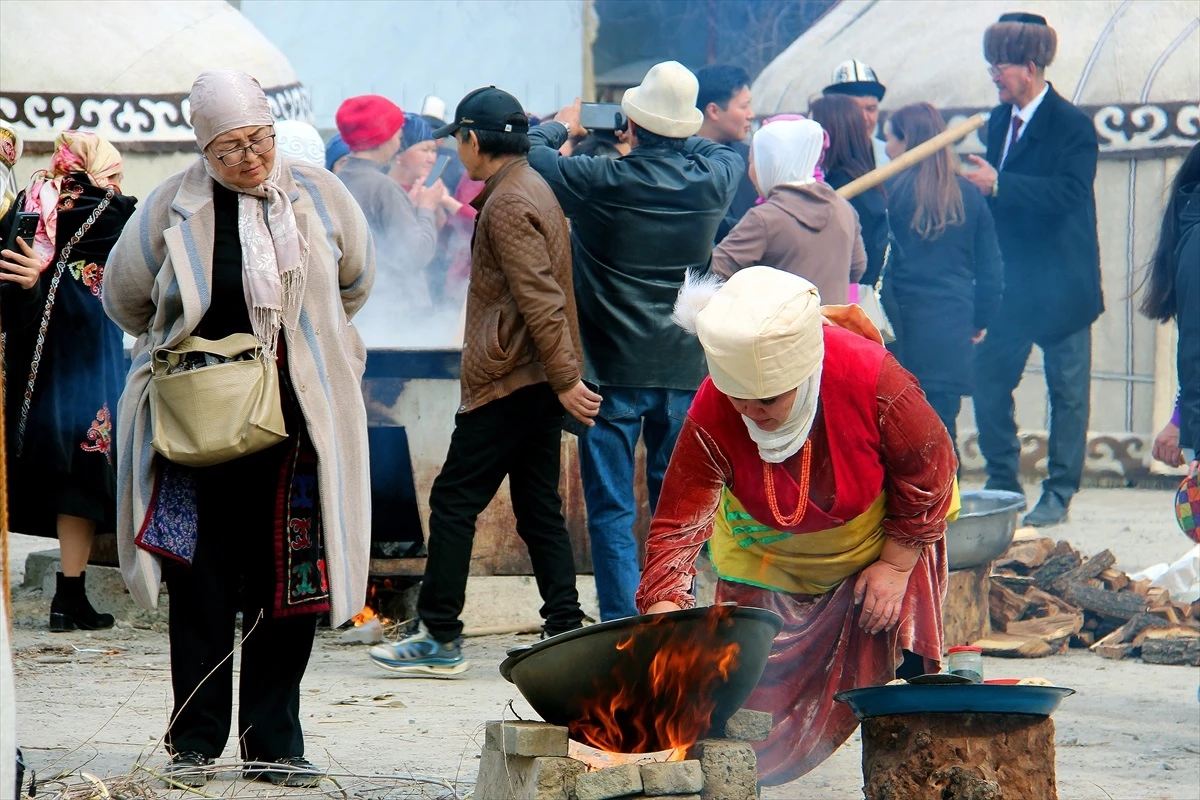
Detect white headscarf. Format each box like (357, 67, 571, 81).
(189, 70, 306, 358)
(751, 118, 826, 197)
(673, 268, 825, 463)
(274, 119, 326, 168)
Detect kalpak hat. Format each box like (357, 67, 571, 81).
(434, 87, 528, 139)
(336, 95, 405, 152)
(622, 61, 704, 139)
(823, 59, 886, 101)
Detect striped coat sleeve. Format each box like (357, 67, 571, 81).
(330, 177, 375, 320)
(103, 185, 169, 336)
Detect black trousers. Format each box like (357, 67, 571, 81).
(419, 383, 584, 642)
(973, 325, 1092, 501)
(163, 443, 317, 761)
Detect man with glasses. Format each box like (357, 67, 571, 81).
(334, 95, 444, 330)
(964, 12, 1102, 527)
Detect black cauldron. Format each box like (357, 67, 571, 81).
(499, 604, 783, 752)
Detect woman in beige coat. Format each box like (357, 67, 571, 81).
(103, 71, 374, 789)
(711, 118, 865, 304)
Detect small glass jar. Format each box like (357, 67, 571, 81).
(947, 646, 984, 683)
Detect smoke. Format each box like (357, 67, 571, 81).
(353, 303, 462, 349)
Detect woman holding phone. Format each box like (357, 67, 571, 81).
(0, 130, 136, 631)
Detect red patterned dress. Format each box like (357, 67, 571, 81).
(636, 322, 957, 785)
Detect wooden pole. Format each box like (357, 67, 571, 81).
(836, 113, 989, 200)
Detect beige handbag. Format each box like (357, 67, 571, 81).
(149, 333, 287, 467)
(856, 243, 896, 343)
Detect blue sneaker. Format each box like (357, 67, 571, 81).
(369, 621, 470, 677)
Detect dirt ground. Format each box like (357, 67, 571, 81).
(7, 486, 1200, 799)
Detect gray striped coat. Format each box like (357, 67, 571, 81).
(103, 156, 375, 625)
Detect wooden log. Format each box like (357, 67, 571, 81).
(1050, 549, 1116, 593)
(1146, 587, 1172, 607)
(1093, 642, 1136, 660)
(1089, 612, 1172, 652)
(1128, 578, 1153, 596)
(1006, 613, 1084, 650)
(1141, 635, 1200, 666)
(1032, 551, 1082, 591)
(1062, 581, 1148, 621)
(992, 574, 1036, 592)
(861, 713, 1057, 800)
(973, 633, 1053, 658)
(1069, 630, 1095, 648)
(1189, 600, 1200, 619)
(1099, 568, 1129, 592)
(943, 566, 992, 647)
(994, 538, 1057, 574)
(989, 582, 1031, 631)
(837, 113, 988, 200)
(1147, 605, 1183, 625)
(1023, 587, 1081, 617)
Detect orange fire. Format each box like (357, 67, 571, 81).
(572, 605, 741, 754)
(350, 581, 391, 626)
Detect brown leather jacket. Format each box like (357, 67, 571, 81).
(458, 156, 582, 413)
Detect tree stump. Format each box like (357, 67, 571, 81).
(861, 713, 1057, 800)
(943, 566, 991, 647)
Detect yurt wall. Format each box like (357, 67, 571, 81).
(0, 0, 311, 201)
(753, 0, 1200, 484)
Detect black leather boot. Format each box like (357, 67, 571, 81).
(49, 572, 115, 632)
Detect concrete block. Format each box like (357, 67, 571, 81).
(687, 739, 757, 800)
(641, 759, 703, 795)
(475, 748, 584, 800)
(485, 720, 570, 757)
(575, 763, 643, 800)
(721, 708, 772, 742)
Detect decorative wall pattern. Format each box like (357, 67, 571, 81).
(0, 83, 312, 149)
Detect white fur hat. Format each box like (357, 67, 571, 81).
(673, 267, 824, 399)
(622, 61, 704, 139)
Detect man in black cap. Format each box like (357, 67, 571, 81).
(369, 87, 599, 675)
(964, 12, 1102, 527)
(823, 59, 890, 167)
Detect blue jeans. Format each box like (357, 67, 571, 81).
(579, 387, 695, 621)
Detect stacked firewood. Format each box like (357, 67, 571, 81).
(980, 533, 1200, 666)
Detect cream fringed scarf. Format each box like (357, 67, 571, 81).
(190, 69, 306, 356)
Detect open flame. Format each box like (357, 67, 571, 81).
(350, 580, 392, 627)
(572, 605, 741, 754)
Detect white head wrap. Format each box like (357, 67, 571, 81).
(274, 120, 326, 168)
(673, 267, 825, 463)
(751, 118, 826, 197)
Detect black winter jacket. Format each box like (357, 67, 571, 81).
(1175, 182, 1200, 455)
(528, 123, 742, 390)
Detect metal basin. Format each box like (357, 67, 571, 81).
(499, 604, 783, 752)
(835, 683, 1075, 719)
(945, 490, 1026, 570)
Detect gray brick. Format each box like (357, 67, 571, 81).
(721, 708, 773, 743)
(641, 759, 703, 795)
(688, 738, 758, 800)
(484, 720, 570, 757)
(575, 763, 643, 800)
(475, 749, 584, 800)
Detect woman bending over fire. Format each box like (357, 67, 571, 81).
(637, 267, 957, 784)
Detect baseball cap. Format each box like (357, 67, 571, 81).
(434, 86, 529, 138)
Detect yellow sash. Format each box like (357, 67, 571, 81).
(709, 484, 961, 595)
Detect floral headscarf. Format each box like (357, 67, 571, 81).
(0, 121, 23, 219)
(22, 130, 122, 265)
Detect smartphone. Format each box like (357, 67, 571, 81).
(562, 380, 602, 438)
(424, 154, 451, 188)
(580, 102, 627, 132)
(3, 212, 39, 254)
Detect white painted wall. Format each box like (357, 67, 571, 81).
(240, 0, 586, 128)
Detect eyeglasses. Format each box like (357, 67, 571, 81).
(210, 134, 276, 167)
(987, 63, 1023, 78)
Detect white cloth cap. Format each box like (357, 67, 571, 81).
(621, 61, 704, 138)
(695, 267, 824, 399)
(274, 119, 326, 168)
(752, 118, 825, 196)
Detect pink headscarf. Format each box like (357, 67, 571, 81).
(22, 130, 122, 265)
(189, 70, 306, 358)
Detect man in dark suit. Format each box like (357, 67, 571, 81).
(964, 12, 1102, 527)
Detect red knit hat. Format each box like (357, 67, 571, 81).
(336, 95, 405, 152)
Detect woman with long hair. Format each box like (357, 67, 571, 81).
(1143, 142, 1200, 474)
(808, 94, 889, 287)
(881, 103, 1003, 454)
(0, 130, 137, 632)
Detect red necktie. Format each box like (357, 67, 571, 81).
(1003, 116, 1023, 165)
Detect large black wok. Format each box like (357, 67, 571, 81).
(499, 604, 783, 753)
